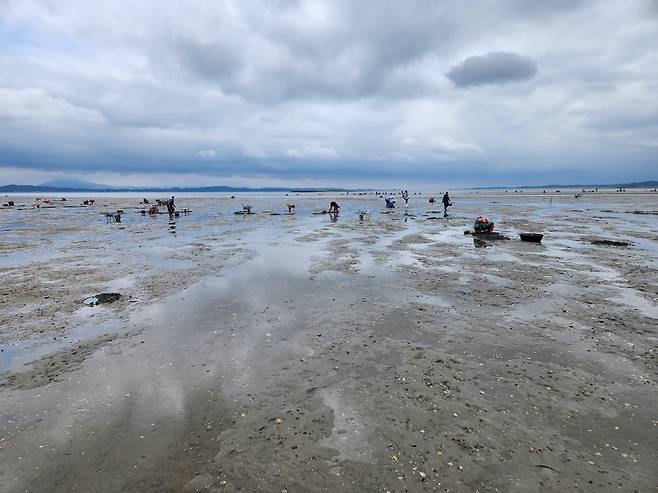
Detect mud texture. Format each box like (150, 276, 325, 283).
(0, 190, 657, 492)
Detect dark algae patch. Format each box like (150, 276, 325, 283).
(83, 292, 122, 306)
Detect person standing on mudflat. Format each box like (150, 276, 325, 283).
(442, 192, 451, 215)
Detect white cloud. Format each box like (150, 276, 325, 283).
(368, 151, 416, 163)
(196, 149, 217, 158)
(428, 137, 484, 155)
(0, 87, 104, 123)
(285, 146, 339, 160)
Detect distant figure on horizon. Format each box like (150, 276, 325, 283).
(329, 201, 340, 213)
(442, 192, 451, 215)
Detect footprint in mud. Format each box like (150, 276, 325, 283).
(318, 388, 373, 462)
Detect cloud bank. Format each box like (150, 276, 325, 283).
(0, 0, 656, 187)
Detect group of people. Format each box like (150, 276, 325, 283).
(326, 190, 453, 218)
(146, 196, 176, 216)
(394, 190, 452, 214)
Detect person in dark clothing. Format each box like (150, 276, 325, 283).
(329, 201, 340, 213)
(442, 192, 451, 215)
(402, 190, 409, 206)
(167, 196, 176, 216)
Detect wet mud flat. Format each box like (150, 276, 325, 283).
(0, 191, 657, 492)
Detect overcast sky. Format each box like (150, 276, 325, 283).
(1, 0, 657, 188)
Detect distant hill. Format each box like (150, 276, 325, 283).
(40, 178, 116, 190)
(0, 184, 96, 193)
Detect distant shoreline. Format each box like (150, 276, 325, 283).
(0, 185, 359, 194)
(469, 180, 658, 190)
(0, 180, 656, 194)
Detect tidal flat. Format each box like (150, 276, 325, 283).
(1, 191, 657, 492)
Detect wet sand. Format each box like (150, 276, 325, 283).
(0, 191, 657, 492)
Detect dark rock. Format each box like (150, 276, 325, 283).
(590, 239, 631, 247)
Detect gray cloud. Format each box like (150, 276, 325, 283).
(164, 1, 451, 103)
(446, 52, 538, 88)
